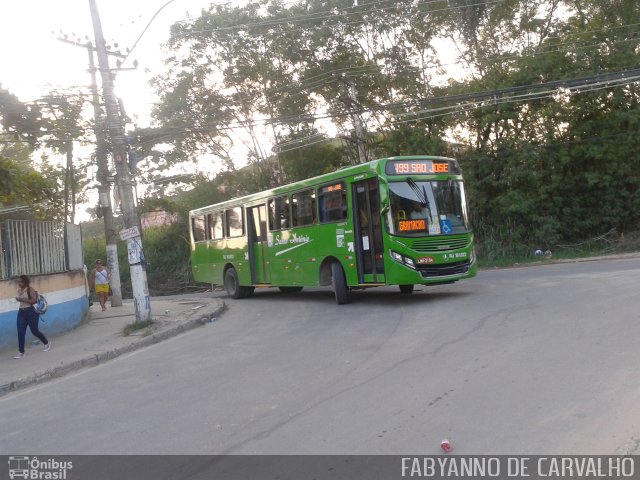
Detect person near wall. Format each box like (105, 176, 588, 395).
(14, 275, 50, 359)
(90, 259, 111, 312)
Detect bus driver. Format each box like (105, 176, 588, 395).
(409, 201, 429, 220)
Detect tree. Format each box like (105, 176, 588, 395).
(0, 83, 42, 144)
(37, 91, 91, 223)
(1, 84, 91, 221)
(146, 0, 640, 253)
(0, 154, 60, 219)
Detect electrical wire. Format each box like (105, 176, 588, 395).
(180, 0, 505, 37)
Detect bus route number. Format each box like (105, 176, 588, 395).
(390, 161, 449, 175)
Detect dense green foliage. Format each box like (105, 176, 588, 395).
(142, 0, 640, 261)
(0, 84, 89, 221)
(83, 223, 194, 297)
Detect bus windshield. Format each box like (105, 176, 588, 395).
(388, 180, 469, 236)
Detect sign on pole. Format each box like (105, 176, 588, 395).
(119, 226, 140, 241)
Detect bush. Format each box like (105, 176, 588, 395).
(82, 222, 196, 298)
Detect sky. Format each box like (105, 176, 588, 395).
(0, 0, 467, 222)
(0, 0, 218, 124)
(0, 0, 231, 221)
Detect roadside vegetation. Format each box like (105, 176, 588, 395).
(135, 0, 640, 273)
(4, 2, 639, 288)
(122, 320, 154, 337)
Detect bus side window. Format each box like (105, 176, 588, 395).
(268, 196, 290, 230)
(208, 211, 224, 239)
(225, 207, 244, 237)
(280, 197, 290, 229)
(292, 189, 316, 227)
(319, 183, 347, 223)
(191, 215, 206, 242)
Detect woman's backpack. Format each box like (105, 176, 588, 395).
(30, 287, 49, 315)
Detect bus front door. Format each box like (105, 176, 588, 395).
(352, 178, 385, 284)
(247, 204, 270, 284)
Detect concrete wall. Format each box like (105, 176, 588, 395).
(0, 270, 90, 351)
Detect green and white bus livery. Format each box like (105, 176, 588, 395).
(189, 156, 477, 304)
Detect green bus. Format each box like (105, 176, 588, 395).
(189, 156, 477, 304)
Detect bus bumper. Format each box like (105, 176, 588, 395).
(385, 252, 477, 285)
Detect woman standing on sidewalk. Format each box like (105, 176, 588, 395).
(91, 259, 111, 311)
(14, 275, 50, 359)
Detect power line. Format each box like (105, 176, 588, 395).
(175, 0, 425, 32)
(120, 0, 241, 66)
(120, 0, 179, 67)
(163, 3, 640, 110)
(122, 67, 640, 146)
(269, 27, 640, 99)
(181, 0, 505, 37)
(10, 67, 640, 141)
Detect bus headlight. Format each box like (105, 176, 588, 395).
(390, 250, 403, 263)
(390, 250, 416, 269)
(470, 249, 476, 263)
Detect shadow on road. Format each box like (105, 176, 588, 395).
(230, 286, 473, 305)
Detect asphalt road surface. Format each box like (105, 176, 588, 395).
(1, 258, 639, 455)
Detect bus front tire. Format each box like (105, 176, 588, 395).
(279, 286, 303, 293)
(224, 268, 253, 299)
(331, 263, 350, 305)
(399, 284, 414, 294)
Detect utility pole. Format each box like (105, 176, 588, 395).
(89, 0, 151, 322)
(57, 35, 125, 306)
(87, 43, 123, 307)
(335, 74, 368, 164)
(347, 79, 368, 164)
(63, 140, 73, 223)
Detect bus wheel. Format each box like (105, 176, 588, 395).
(279, 286, 303, 293)
(399, 284, 414, 294)
(331, 263, 350, 305)
(224, 268, 250, 299)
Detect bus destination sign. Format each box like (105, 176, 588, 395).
(321, 182, 343, 194)
(399, 219, 427, 232)
(385, 159, 451, 175)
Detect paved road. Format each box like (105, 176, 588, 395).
(1, 259, 639, 455)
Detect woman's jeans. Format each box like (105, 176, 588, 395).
(17, 307, 48, 353)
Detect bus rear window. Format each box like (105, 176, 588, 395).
(268, 196, 290, 230)
(292, 189, 316, 227)
(225, 207, 244, 237)
(319, 182, 347, 223)
(192, 215, 206, 242)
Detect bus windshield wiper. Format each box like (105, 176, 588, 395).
(406, 178, 433, 223)
(422, 184, 433, 223)
(406, 178, 426, 204)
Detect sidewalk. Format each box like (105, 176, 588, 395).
(0, 295, 225, 397)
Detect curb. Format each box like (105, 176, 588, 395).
(0, 300, 226, 398)
(479, 252, 640, 271)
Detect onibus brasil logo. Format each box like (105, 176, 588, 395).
(8, 456, 72, 479)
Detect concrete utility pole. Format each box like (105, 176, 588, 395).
(89, 0, 151, 322)
(57, 35, 125, 306)
(87, 44, 123, 307)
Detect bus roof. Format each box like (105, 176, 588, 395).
(190, 155, 457, 215)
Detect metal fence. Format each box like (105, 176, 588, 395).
(0, 220, 83, 279)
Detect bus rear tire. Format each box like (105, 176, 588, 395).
(331, 263, 350, 305)
(279, 286, 303, 293)
(399, 284, 414, 294)
(224, 268, 253, 299)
